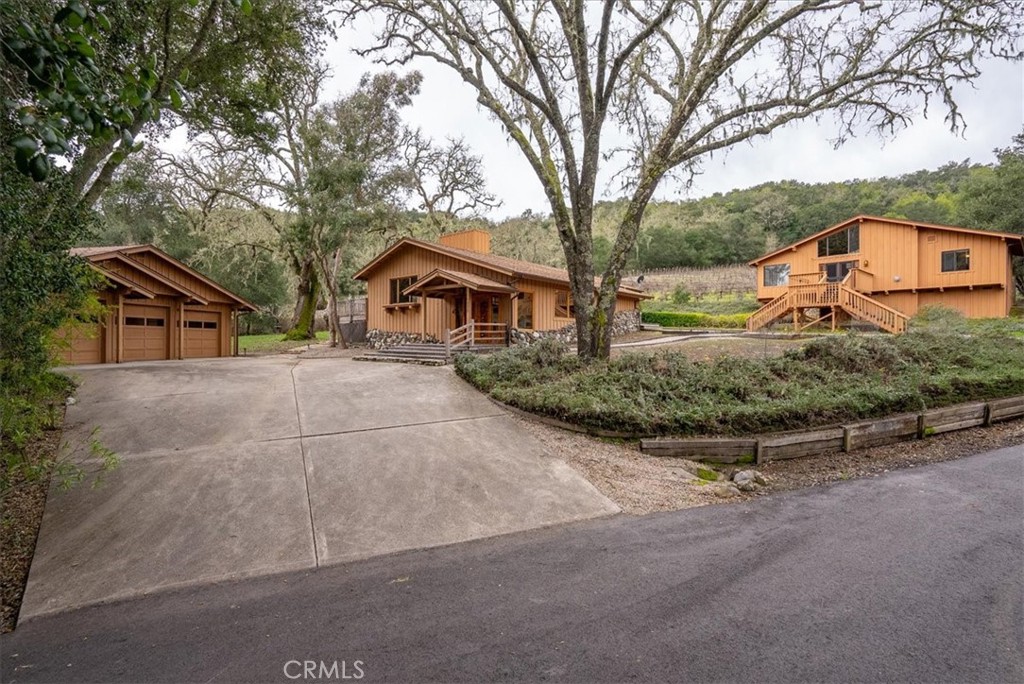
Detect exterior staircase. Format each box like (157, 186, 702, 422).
(747, 277, 909, 334)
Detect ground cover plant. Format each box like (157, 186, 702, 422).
(455, 327, 1024, 437)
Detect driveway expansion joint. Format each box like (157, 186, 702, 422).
(290, 360, 320, 568)
(258, 412, 510, 443)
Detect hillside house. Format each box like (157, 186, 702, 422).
(747, 216, 1023, 333)
(354, 229, 646, 347)
(57, 245, 256, 364)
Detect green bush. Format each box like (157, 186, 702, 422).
(456, 331, 1024, 437)
(671, 283, 692, 306)
(641, 311, 749, 328)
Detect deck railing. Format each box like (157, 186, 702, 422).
(746, 292, 791, 332)
(840, 288, 908, 334)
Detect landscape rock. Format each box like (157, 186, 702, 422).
(711, 483, 741, 498)
(733, 470, 756, 484)
(665, 466, 698, 481)
(732, 469, 766, 492)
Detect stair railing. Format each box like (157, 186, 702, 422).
(445, 320, 474, 362)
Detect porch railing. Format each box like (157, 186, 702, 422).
(444, 321, 509, 362)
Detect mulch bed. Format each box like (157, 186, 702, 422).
(1, 422, 61, 634)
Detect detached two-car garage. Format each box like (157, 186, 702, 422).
(59, 245, 255, 365)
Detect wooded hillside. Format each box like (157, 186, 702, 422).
(85, 133, 1024, 330)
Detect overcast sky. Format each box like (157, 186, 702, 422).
(316, 28, 1024, 221)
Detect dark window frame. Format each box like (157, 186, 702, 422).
(554, 290, 575, 318)
(763, 263, 790, 287)
(941, 249, 970, 272)
(817, 224, 860, 258)
(389, 275, 419, 305)
(517, 292, 534, 330)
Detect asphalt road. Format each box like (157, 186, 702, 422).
(3, 445, 1022, 684)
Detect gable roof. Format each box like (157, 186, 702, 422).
(354, 237, 647, 297)
(86, 262, 157, 299)
(750, 215, 1024, 265)
(71, 245, 257, 310)
(404, 269, 519, 296)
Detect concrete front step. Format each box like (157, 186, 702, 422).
(353, 355, 447, 366)
(355, 343, 508, 366)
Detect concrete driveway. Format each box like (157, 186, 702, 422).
(19, 357, 617, 621)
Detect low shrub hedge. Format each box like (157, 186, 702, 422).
(455, 331, 1024, 436)
(641, 311, 749, 328)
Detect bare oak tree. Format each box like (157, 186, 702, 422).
(404, 131, 501, 235)
(347, 0, 1023, 359)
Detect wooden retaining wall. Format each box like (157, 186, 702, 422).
(640, 394, 1024, 464)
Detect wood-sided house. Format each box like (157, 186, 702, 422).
(58, 245, 256, 365)
(354, 229, 646, 345)
(747, 215, 1024, 333)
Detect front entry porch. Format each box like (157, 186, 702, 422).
(358, 268, 517, 364)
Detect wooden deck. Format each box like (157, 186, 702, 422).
(747, 272, 909, 334)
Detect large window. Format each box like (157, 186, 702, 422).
(817, 224, 860, 257)
(389, 276, 419, 304)
(554, 290, 575, 318)
(763, 264, 790, 287)
(941, 249, 970, 272)
(517, 292, 533, 329)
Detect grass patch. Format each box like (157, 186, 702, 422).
(455, 330, 1024, 437)
(238, 331, 329, 355)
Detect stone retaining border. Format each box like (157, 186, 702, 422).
(640, 394, 1024, 464)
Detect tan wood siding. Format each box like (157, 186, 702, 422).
(754, 218, 1015, 320)
(366, 245, 517, 338)
(918, 289, 1008, 318)
(97, 259, 180, 297)
(364, 245, 644, 337)
(130, 253, 237, 304)
(916, 229, 1010, 290)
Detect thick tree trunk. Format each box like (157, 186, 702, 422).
(284, 258, 319, 340)
(326, 248, 348, 349)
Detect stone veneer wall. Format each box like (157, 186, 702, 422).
(367, 310, 640, 349)
(509, 310, 641, 346)
(366, 329, 440, 350)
